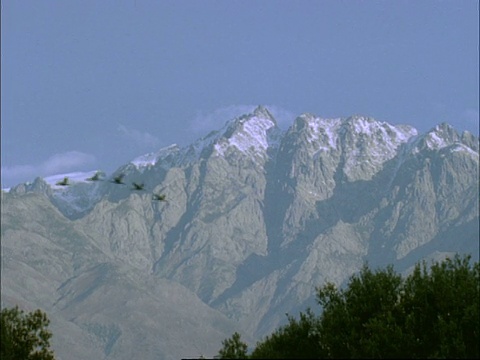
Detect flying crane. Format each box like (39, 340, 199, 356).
(56, 177, 70, 186)
(152, 193, 168, 203)
(86, 171, 104, 181)
(132, 182, 145, 190)
(111, 173, 126, 185)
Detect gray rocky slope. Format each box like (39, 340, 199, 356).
(1, 106, 479, 359)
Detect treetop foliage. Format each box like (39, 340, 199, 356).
(218, 332, 248, 359)
(1, 305, 55, 360)
(218, 254, 480, 359)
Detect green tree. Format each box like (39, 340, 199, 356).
(218, 332, 248, 359)
(399, 255, 480, 358)
(250, 309, 322, 359)
(1, 312, 14, 360)
(317, 254, 479, 358)
(317, 264, 406, 358)
(217, 254, 479, 359)
(0, 306, 55, 360)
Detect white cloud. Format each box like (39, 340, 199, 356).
(117, 124, 160, 149)
(1, 151, 96, 188)
(42, 151, 97, 174)
(187, 104, 297, 138)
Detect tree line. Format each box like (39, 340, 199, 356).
(218, 254, 479, 359)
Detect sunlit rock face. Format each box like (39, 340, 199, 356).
(2, 106, 478, 360)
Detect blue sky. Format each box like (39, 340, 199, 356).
(1, 0, 479, 188)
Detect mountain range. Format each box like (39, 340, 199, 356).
(1, 105, 479, 359)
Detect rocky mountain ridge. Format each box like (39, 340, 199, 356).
(2, 106, 479, 359)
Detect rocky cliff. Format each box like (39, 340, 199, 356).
(2, 106, 478, 359)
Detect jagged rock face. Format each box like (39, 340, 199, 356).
(2, 106, 479, 359)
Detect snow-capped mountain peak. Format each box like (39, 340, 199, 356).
(304, 115, 342, 150)
(128, 106, 282, 169)
(337, 117, 418, 180)
(2, 106, 478, 360)
(405, 122, 478, 155)
(340, 115, 417, 140)
(424, 123, 458, 149)
(213, 105, 282, 157)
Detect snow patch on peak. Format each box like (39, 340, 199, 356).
(214, 111, 280, 157)
(131, 144, 180, 168)
(350, 116, 376, 134)
(337, 117, 419, 180)
(425, 132, 448, 149)
(389, 123, 418, 142)
(450, 143, 479, 158)
(428, 124, 458, 147)
(344, 116, 417, 140)
(408, 124, 461, 153)
(130, 107, 281, 167)
(132, 153, 158, 168)
(231, 116, 275, 150)
(305, 117, 342, 151)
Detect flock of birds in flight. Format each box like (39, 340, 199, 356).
(55, 171, 168, 203)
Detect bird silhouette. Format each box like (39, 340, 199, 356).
(152, 193, 168, 202)
(132, 182, 145, 190)
(111, 173, 125, 184)
(56, 177, 70, 186)
(86, 171, 104, 181)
